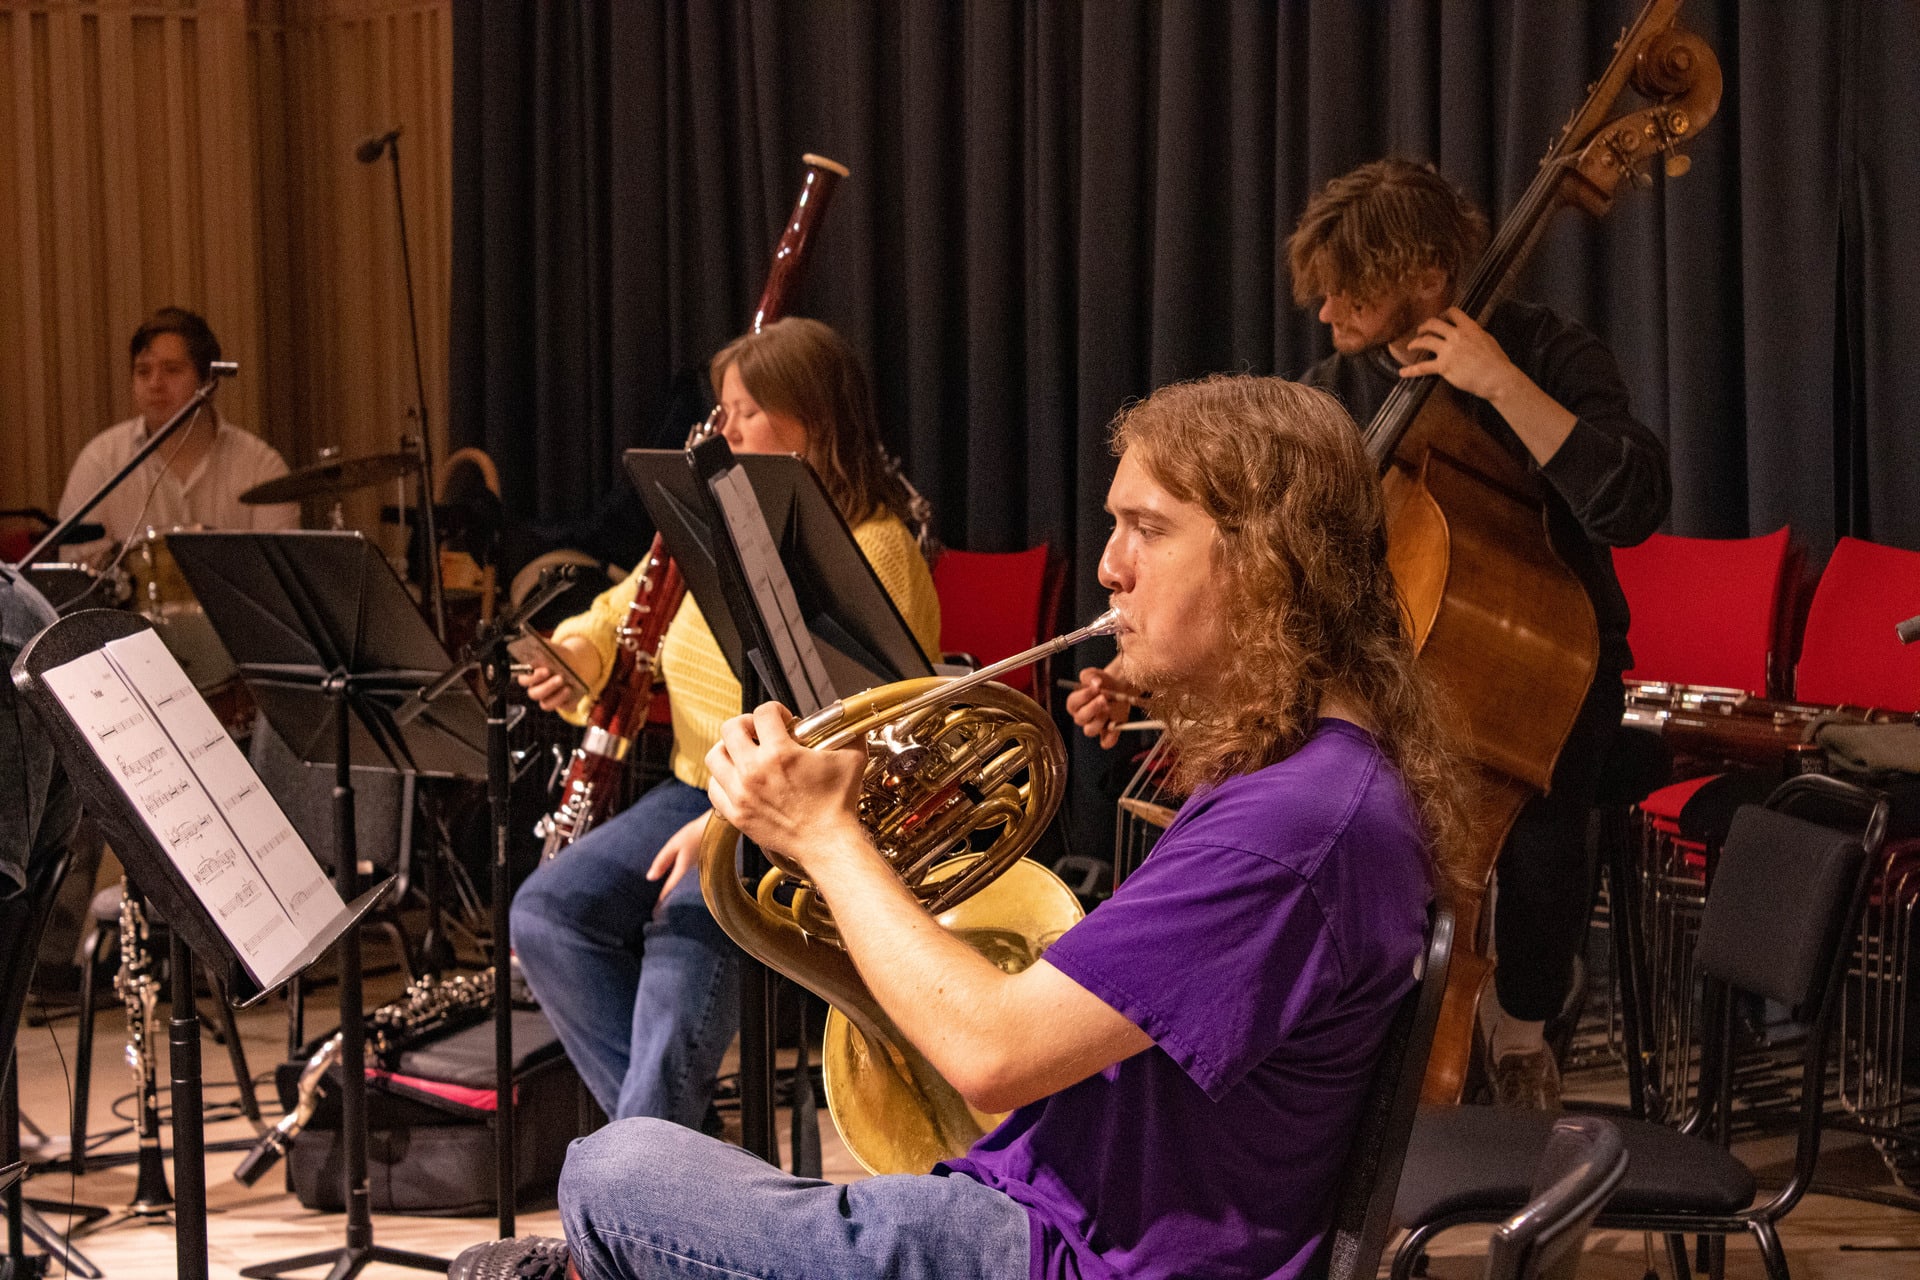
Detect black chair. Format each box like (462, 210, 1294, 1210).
(1484, 1116, 1629, 1280)
(1393, 788, 1874, 1280)
(1318, 906, 1454, 1280)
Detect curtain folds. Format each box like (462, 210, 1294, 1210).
(451, 0, 1914, 565)
(450, 0, 1915, 838)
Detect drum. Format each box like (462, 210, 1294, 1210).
(21, 561, 129, 613)
(126, 528, 255, 737)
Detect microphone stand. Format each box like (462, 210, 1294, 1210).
(362, 127, 445, 643)
(396, 565, 577, 1238)
(7, 363, 237, 572)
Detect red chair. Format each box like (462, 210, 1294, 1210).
(1794, 536, 1920, 714)
(1613, 527, 1795, 698)
(930, 545, 1064, 703)
(1618, 529, 1799, 849)
(1631, 537, 1920, 1122)
(1622, 530, 1804, 1068)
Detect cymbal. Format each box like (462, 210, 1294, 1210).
(240, 451, 420, 504)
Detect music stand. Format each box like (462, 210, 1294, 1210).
(162, 531, 485, 1280)
(13, 609, 392, 1280)
(625, 441, 930, 1166)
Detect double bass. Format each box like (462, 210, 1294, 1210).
(1366, 0, 1721, 1103)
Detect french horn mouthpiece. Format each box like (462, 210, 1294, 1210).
(801, 611, 1123, 750)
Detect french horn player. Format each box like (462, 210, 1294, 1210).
(509, 373, 1473, 1280)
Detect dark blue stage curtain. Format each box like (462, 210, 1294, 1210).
(449, 1, 1918, 836)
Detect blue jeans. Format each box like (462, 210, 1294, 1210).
(510, 779, 740, 1125)
(561, 1118, 1031, 1280)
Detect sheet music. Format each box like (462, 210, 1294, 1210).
(709, 464, 837, 713)
(40, 628, 346, 989)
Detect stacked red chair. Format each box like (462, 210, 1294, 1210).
(1789, 538, 1920, 1180)
(929, 545, 1063, 702)
(1611, 529, 1798, 1118)
(1617, 528, 1797, 875)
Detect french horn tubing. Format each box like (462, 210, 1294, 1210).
(699, 610, 1118, 1173)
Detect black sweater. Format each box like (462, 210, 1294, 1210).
(1302, 299, 1671, 675)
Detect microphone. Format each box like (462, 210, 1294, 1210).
(354, 126, 402, 164)
(1897, 613, 1920, 645)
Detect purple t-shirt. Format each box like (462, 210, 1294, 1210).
(943, 719, 1431, 1280)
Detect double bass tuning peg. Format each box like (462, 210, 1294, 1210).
(1656, 109, 1693, 179)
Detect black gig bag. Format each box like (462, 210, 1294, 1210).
(279, 1006, 600, 1216)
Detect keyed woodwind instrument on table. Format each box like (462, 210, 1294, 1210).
(700, 611, 1118, 1175)
(536, 153, 851, 858)
(1621, 680, 1907, 776)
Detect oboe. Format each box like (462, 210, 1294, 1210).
(535, 153, 851, 858)
(116, 884, 174, 1215)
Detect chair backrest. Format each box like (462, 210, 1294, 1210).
(1692, 786, 1873, 1213)
(1697, 801, 1870, 1013)
(1321, 906, 1455, 1280)
(1483, 1116, 1629, 1280)
(930, 546, 1059, 698)
(1794, 536, 1920, 712)
(1612, 527, 1793, 697)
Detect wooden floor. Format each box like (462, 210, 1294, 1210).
(9, 965, 1920, 1279)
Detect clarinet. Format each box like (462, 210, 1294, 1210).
(234, 970, 496, 1186)
(116, 885, 174, 1215)
(535, 153, 851, 859)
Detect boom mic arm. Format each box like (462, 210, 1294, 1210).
(355, 127, 402, 164)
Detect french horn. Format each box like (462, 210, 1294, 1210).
(699, 610, 1119, 1174)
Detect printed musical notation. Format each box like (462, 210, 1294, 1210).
(193, 846, 238, 885)
(40, 628, 345, 988)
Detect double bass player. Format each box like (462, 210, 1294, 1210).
(1290, 157, 1670, 1108)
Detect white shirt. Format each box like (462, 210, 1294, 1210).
(57, 415, 300, 562)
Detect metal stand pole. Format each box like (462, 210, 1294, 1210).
(169, 931, 208, 1280)
(485, 651, 516, 1239)
(239, 692, 447, 1280)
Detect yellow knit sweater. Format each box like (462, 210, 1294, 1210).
(550, 514, 941, 789)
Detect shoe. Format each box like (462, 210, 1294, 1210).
(1490, 1048, 1563, 1111)
(449, 1236, 572, 1280)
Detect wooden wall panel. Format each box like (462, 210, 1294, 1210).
(0, 0, 452, 556)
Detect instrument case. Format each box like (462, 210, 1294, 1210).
(275, 1006, 601, 1216)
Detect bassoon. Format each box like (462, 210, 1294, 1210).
(537, 153, 850, 858)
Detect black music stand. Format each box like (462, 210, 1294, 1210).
(392, 563, 576, 1240)
(626, 441, 930, 1168)
(162, 531, 485, 1280)
(13, 610, 391, 1280)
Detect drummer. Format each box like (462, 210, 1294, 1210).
(57, 306, 298, 564)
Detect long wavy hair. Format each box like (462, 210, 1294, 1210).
(1111, 373, 1473, 894)
(710, 318, 914, 529)
(1286, 157, 1489, 308)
